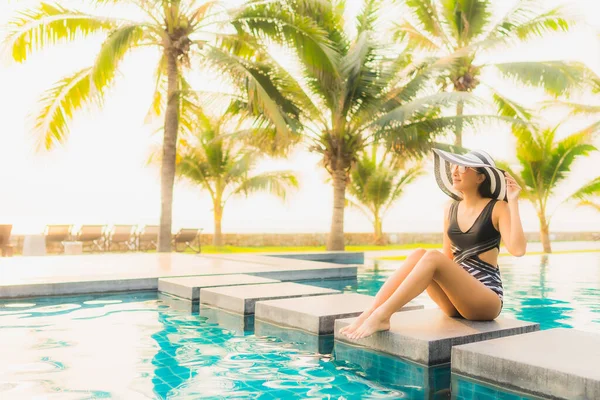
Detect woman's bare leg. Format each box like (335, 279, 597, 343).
(340, 248, 427, 335)
(348, 250, 502, 339)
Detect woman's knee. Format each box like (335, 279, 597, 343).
(422, 249, 444, 263)
(410, 248, 427, 258)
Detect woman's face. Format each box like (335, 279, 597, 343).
(451, 164, 485, 192)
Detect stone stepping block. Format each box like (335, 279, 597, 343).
(198, 306, 254, 336)
(158, 274, 279, 300)
(255, 293, 423, 335)
(334, 309, 539, 366)
(255, 320, 334, 354)
(334, 341, 451, 399)
(158, 293, 199, 313)
(451, 328, 600, 400)
(200, 282, 340, 315)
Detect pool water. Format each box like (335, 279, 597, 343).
(0, 252, 598, 399)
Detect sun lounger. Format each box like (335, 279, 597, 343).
(44, 225, 73, 252)
(74, 225, 107, 252)
(173, 228, 203, 253)
(137, 225, 159, 251)
(106, 225, 137, 251)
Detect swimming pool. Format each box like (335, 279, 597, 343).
(0, 252, 598, 399)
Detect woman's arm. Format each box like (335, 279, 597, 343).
(497, 173, 527, 257)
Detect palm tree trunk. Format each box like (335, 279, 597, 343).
(373, 214, 385, 245)
(213, 203, 223, 247)
(327, 168, 347, 251)
(455, 100, 464, 147)
(539, 212, 552, 253)
(158, 48, 180, 252)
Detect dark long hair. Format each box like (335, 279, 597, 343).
(475, 168, 494, 199)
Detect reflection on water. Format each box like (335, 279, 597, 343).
(0, 252, 598, 398)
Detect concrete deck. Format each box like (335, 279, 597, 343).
(200, 282, 340, 315)
(0, 253, 356, 298)
(255, 293, 422, 334)
(452, 328, 600, 400)
(334, 309, 539, 365)
(158, 274, 279, 300)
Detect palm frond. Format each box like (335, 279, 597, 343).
(381, 114, 520, 158)
(485, 1, 571, 43)
(34, 67, 101, 150)
(232, 171, 298, 200)
(544, 126, 598, 189)
(356, 0, 381, 36)
(578, 199, 600, 212)
(567, 176, 600, 203)
(203, 45, 302, 145)
(441, 0, 492, 45)
(92, 24, 149, 91)
(371, 92, 485, 129)
(541, 100, 600, 117)
(382, 164, 424, 214)
(233, 0, 341, 93)
(490, 89, 533, 121)
(405, 0, 452, 47)
(494, 61, 589, 97)
(345, 197, 373, 220)
(5, 2, 115, 63)
(393, 20, 442, 51)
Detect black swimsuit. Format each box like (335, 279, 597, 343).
(447, 199, 504, 303)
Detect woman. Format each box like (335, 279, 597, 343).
(341, 148, 527, 339)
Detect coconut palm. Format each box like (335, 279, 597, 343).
(170, 111, 298, 247)
(4, 0, 314, 251)
(347, 148, 423, 244)
(399, 0, 594, 146)
(236, 0, 500, 250)
(499, 123, 600, 253)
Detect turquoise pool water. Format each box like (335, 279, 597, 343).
(0, 252, 598, 399)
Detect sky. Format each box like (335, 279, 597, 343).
(0, 0, 599, 236)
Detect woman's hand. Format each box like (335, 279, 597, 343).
(505, 172, 521, 202)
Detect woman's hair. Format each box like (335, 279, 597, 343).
(475, 168, 494, 199)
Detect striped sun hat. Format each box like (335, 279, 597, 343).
(432, 148, 507, 202)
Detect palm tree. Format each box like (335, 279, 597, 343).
(347, 148, 423, 244)
(399, 0, 594, 146)
(499, 124, 600, 253)
(5, 0, 314, 251)
(169, 111, 298, 247)
(236, 0, 499, 250)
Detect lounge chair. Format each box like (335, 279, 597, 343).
(74, 225, 107, 252)
(45, 225, 73, 252)
(137, 225, 159, 251)
(106, 225, 137, 251)
(0, 224, 13, 257)
(173, 228, 203, 253)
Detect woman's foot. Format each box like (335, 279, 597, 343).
(340, 309, 373, 336)
(348, 311, 391, 339)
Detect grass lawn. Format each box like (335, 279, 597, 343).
(189, 245, 600, 257)
(193, 243, 443, 254)
(376, 248, 600, 261)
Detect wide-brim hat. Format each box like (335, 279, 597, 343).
(433, 148, 507, 202)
